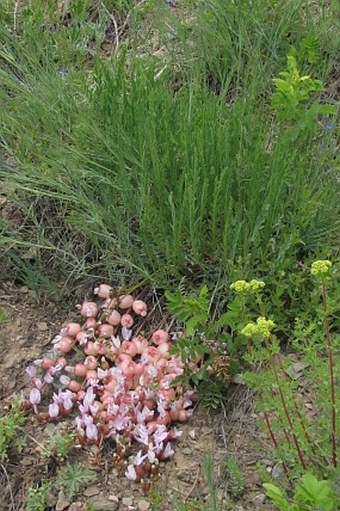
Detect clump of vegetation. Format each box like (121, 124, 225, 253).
(41, 431, 75, 460)
(56, 462, 96, 499)
(264, 472, 339, 511)
(0, 398, 26, 462)
(225, 457, 246, 499)
(27, 481, 51, 511)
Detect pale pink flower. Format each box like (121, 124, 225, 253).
(26, 365, 37, 378)
(162, 442, 174, 459)
(125, 464, 137, 481)
(48, 403, 59, 418)
(86, 423, 98, 441)
(29, 388, 41, 405)
(44, 372, 54, 385)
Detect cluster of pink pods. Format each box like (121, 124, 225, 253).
(26, 285, 197, 483)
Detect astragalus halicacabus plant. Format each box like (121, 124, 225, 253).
(24, 285, 200, 488)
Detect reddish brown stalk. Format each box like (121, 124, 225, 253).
(322, 282, 337, 468)
(263, 410, 292, 484)
(276, 354, 326, 465)
(270, 388, 291, 447)
(270, 356, 307, 470)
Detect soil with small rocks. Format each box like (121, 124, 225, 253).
(0, 281, 277, 511)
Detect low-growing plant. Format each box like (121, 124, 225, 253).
(271, 55, 336, 137)
(225, 457, 245, 499)
(27, 481, 51, 511)
(0, 306, 7, 323)
(42, 431, 75, 460)
(264, 472, 339, 511)
(25, 286, 197, 485)
(56, 462, 96, 499)
(0, 398, 26, 462)
(166, 285, 230, 409)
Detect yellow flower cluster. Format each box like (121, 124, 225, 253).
(230, 279, 265, 293)
(230, 280, 249, 293)
(241, 317, 275, 339)
(311, 260, 332, 277)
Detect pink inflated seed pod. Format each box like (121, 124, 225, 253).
(132, 336, 148, 354)
(121, 314, 134, 328)
(151, 329, 169, 345)
(68, 380, 81, 393)
(86, 318, 97, 329)
(122, 366, 135, 380)
(74, 364, 88, 377)
(42, 358, 55, 370)
(85, 356, 98, 370)
(63, 322, 81, 337)
(79, 301, 99, 318)
(55, 339, 72, 354)
(94, 284, 112, 299)
(132, 300, 147, 317)
(97, 323, 114, 338)
(107, 310, 121, 326)
(85, 341, 99, 357)
(132, 362, 144, 377)
(118, 295, 134, 309)
(178, 409, 191, 422)
(121, 340, 137, 358)
(76, 331, 84, 343)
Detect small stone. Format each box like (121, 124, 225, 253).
(90, 496, 118, 511)
(20, 455, 36, 466)
(20, 286, 29, 294)
(45, 423, 57, 435)
(292, 361, 310, 373)
(230, 374, 245, 385)
(68, 504, 86, 511)
(188, 429, 196, 440)
(84, 485, 101, 497)
(182, 447, 191, 455)
(138, 499, 150, 511)
(253, 493, 266, 506)
(122, 497, 133, 507)
(56, 491, 71, 511)
(108, 495, 119, 503)
(272, 463, 284, 480)
(37, 321, 48, 332)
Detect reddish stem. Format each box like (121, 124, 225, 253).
(263, 410, 292, 484)
(322, 282, 337, 468)
(276, 354, 327, 465)
(270, 355, 307, 470)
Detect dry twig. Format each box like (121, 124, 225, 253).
(0, 462, 15, 511)
(100, 1, 119, 54)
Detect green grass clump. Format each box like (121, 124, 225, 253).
(0, 0, 339, 291)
